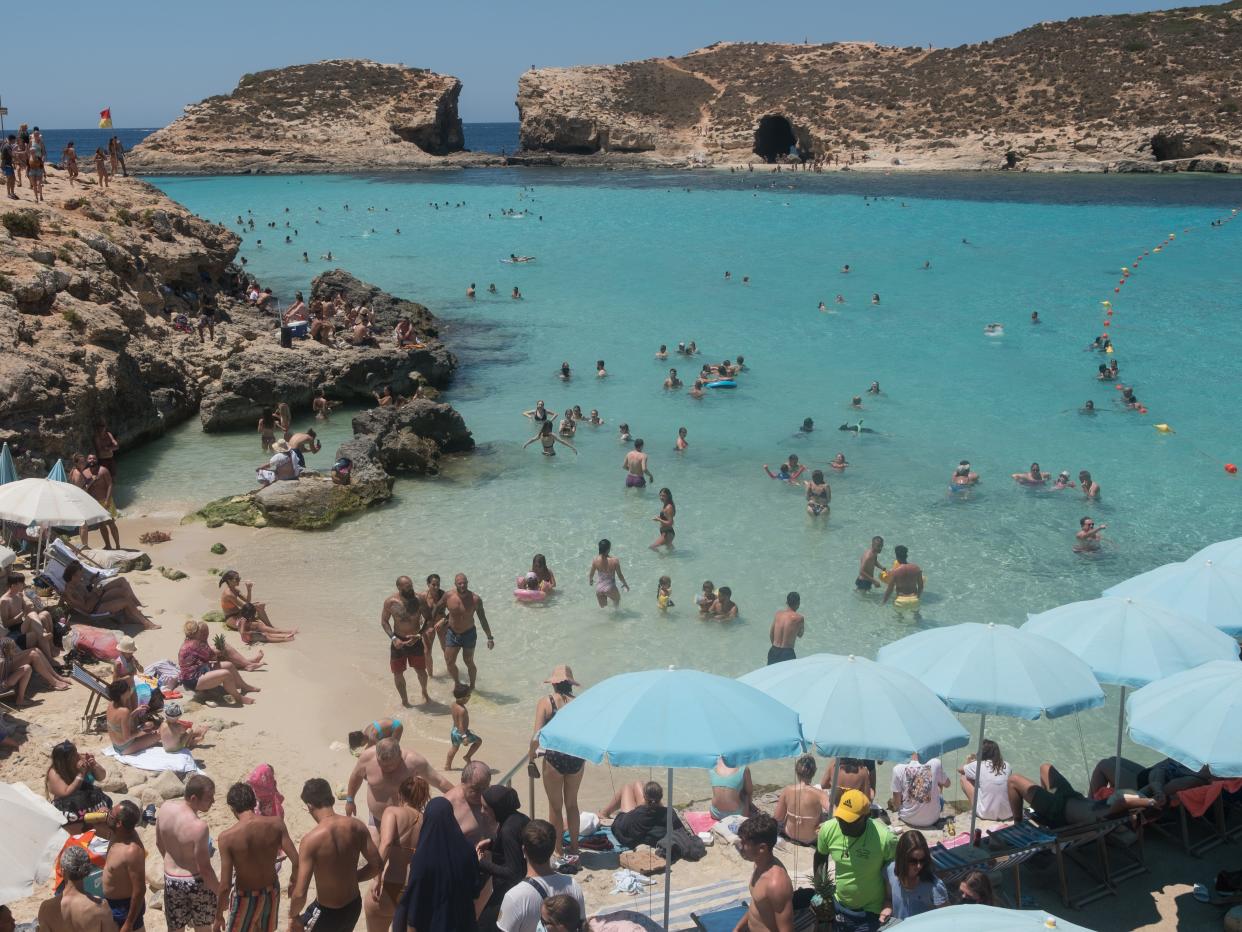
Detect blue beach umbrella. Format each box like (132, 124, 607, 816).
(738, 654, 970, 761)
(878, 623, 1105, 841)
(1190, 536, 1242, 571)
(45, 460, 67, 483)
(1023, 596, 1238, 788)
(539, 667, 803, 930)
(893, 904, 1096, 931)
(0, 444, 16, 485)
(1127, 661, 1242, 777)
(1104, 558, 1242, 636)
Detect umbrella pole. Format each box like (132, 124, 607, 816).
(664, 766, 673, 931)
(1113, 686, 1127, 791)
(967, 713, 986, 843)
(829, 758, 840, 807)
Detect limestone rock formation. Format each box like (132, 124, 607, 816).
(193, 401, 471, 531)
(129, 60, 485, 174)
(515, 3, 1242, 171)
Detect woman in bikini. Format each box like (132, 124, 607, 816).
(528, 665, 586, 867)
(804, 470, 831, 517)
(774, 755, 829, 846)
(420, 574, 448, 677)
(649, 488, 676, 551)
(218, 571, 298, 643)
(523, 421, 577, 457)
(366, 776, 429, 932)
(257, 413, 277, 452)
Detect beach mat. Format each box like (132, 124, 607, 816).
(101, 745, 199, 773)
(596, 878, 749, 931)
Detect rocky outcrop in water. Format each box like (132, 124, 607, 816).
(515, 3, 1242, 172)
(194, 400, 472, 531)
(128, 60, 494, 175)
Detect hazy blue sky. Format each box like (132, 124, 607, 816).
(3, 0, 1185, 127)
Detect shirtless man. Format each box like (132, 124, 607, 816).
(286, 430, 321, 470)
(709, 587, 739, 620)
(767, 593, 804, 665)
(40, 847, 117, 932)
(84, 455, 119, 549)
(436, 574, 494, 689)
(380, 577, 431, 706)
(623, 439, 653, 489)
(1079, 470, 1101, 500)
(589, 539, 629, 608)
(289, 778, 379, 932)
(734, 814, 794, 932)
(215, 783, 299, 932)
(345, 738, 452, 842)
(2, 572, 57, 663)
(444, 760, 497, 845)
(881, 545, 924, 614)
(1075, 517, 1106, 553)
(156, 776, 218, 932)
(102, 802, 146, 932)
(855, 536, 884, 592)
(663, 368, 683, 390)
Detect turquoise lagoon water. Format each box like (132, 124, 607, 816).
(125, 169, 1242, 785)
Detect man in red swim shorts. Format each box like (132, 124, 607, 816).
(381, 577, 431, 706)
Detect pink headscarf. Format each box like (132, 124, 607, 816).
(246, 764, 284, 818)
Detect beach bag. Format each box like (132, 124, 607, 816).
(656, 827, 706, 864)
(70, 625, 119, 661)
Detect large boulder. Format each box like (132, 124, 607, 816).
(353, 399, 474, 475)
(252, 472, 391, 530)
(311, 269, 440, 336)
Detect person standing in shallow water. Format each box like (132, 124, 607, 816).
(649, 488, 676, 551)
(623, 439, 653, 489)
(589, 539, 628, 608)
(768, 592, 804, 665)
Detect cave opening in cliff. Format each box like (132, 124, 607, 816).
(754, 116, 797, 162)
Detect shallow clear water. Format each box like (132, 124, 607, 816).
(127, 169, 1242, 784)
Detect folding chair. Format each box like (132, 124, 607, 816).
(69, 662, 112, 732)
(1038, 814, 1147, 908)
(1149, 780, 1242, 856)
(931, 822, 1056, 906)
(34, 561, 121, 626)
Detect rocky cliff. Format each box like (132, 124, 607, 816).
(516, 2, 1242, 172)
(0, 167, 467, 480)
(129, 60, 488, 174)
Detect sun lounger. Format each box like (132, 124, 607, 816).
(1033, 813, 1148, 908)
(931, 822, 1056, 905)
(47, 539, 119, 578)
(1148, 779, 1242, 856)
(33, 561, 121, 626)
(69, 663, 112, 732)
(690, 901, 818, 932)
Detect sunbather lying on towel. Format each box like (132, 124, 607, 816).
(1010, 763, 1159, 828)
(1088, 756, 1212, 804)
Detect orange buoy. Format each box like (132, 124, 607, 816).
(1107, 309, 1113, 316)
(1114, 287, 1120, 292)
(1138, 406, 1147, 414)
(1115, 384, 1124, 390)
(1227, 464, 1239, 475)
(1103, 320, 1110, 327)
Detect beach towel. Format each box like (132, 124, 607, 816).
(683, 811, 718, 834)
(101, 745, 199, 773)
(1173, 779, 1242, 818)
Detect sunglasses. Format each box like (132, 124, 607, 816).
(908, 856, 927, 865)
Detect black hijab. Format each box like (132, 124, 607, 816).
(394, 797, 479, 932)
(483, 785, 520, 825)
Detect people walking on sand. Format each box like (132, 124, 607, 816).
(94, 148, 109, 189)
(215, 783, 299, 932)
(436, 574, 494, 689)
(649, 487, 676, 551)
(2, 135, 17, 199)
(345, 738, 452, 842)
(82, 455, 119, 550)
(382, 576, 432, 706)
(26, 144, 45, 203)
(881, 545, 924, 614)
(420, 573, 449, 678)
(445, 684, 482, 770)
(816, 789, 896, 927)
(856, 536, 885, 592)
(289, 778, 380, 932)
(768, 592, 804, 665)
(63, 140, 79, 185)
(43, 847, 117, 932)
(156, 775, 218, 932)
(528, 666, 586, 866)
(497, 820, 586, 931)
(102, 801, 147, 932)
(444, 760, 496, 846)
(623, 439, 653, 489)
(392, 798, 480, 932)
(588, 539, 628, 607)
(364, 775, 428, 932)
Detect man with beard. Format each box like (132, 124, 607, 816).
(381, 576, 431, 705)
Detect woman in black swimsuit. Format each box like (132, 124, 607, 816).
(649, 487, 676, 551)
(523, 421, 577, 457)
(528, 665, 586, 867)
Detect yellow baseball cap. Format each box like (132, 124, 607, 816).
(834, 789, 870, 824)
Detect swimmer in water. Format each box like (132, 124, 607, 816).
(558, 362, 572, 381)
(763, 463, 793, 482)
(1121, 387, 1140, 409)
(571, 405, 586, 421)
(1081, 400, 1096, 414)
(923, 260, 931, 270)
(523, 421, 577, 457)
(1079, 471, 1101, 500)
(786, 455, 807, 481)
(588, 409, 604, 426)
(867, 381, 881, 395)
(656, 344, 668, 360)
(838, 421, 874, 434)
(1031, 311, 1041, 324)
(949, 460, 979, 492)
(676, 427, 688, 451)
(1097, 364, 1114, 381)
(663, 369, 683, 390)
(466, 283, 476, 299)
(984, 323, 1004, 335)
(1012, 463, 1048, 486)
(799, 418, 814, 435)
(841, 265, 851, 274)
(596, 359, 607, 378)
(558, 416, 576, 438)
(523, 401, 556, 422)
(835, 294, 846, 304)
(871, 293, 881, 305)
(618, 423, 632, 443)
(804, 469, 830, 517)
(656, 576, 674, 610)
(1075, 516, 1106, 553)
(1051, 471, 1076, 491)
(724, 271, 732, 280)
(488, 283, 497, 294)
(829, 453, 848, 471)
(818, 301, 827, 313)
(512, 286, 522, 300)
(850, 396, 863, 409)
(689, 380, 705, 399)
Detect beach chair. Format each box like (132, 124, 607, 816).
(691, 902, 820, 931)
(931, 822, 1056, 906)
(69, 663, 112, 732)
(0, 682, 17, 713)
(47, 539, 120, 578)
(34, 561, 121, 626)
(1033, 814, 1148, 908)
(1149, 780, 1242, 856)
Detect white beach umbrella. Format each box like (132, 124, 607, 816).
(0, 478, 110, 528)
(0, 545, 15, 571)
(0, 782, 70, 906)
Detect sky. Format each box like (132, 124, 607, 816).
(2, 0, 1189, 127)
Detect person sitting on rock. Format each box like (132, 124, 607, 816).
(282, 292, 308, 324)
(394, 317, 420, 348)
(256, 440, 299, 487)
(309, 302, 336, 346)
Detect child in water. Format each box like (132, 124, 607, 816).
(763, 463, 793, 481)
(657, 576, 674, 611)
(696, 581, 716, 615)
(445, 684, 482, 770)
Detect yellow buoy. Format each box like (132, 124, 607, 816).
(1154, 424, 1174, 434)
